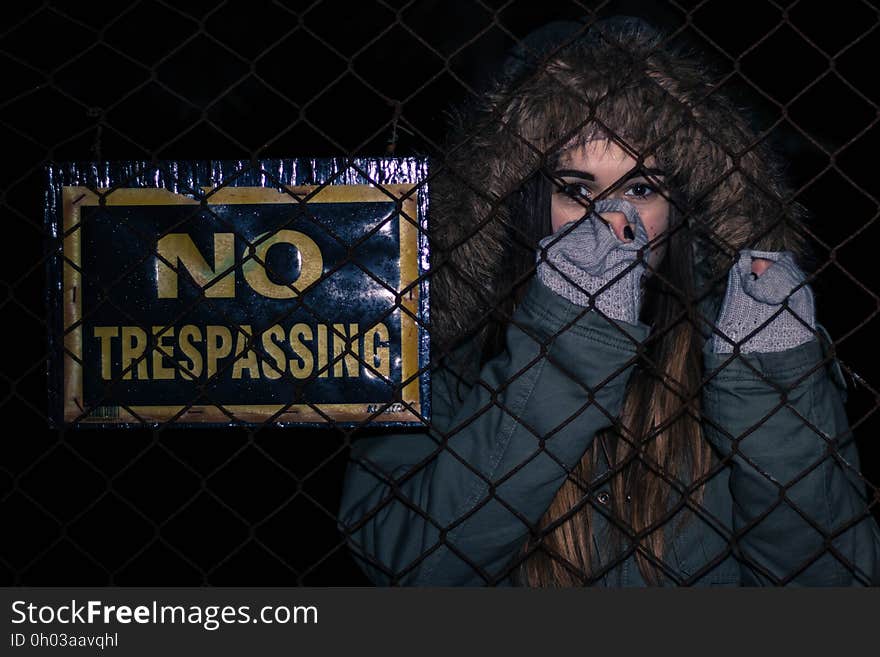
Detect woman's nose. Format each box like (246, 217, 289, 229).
(597, 210, 634, 242)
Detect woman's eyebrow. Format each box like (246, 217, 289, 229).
(626, 167, 666, 180)
(553, 169, 595, 181)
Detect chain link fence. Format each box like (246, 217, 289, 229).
(2, 0, 879, 585)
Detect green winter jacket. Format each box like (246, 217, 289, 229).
(338, 277, 880, 586)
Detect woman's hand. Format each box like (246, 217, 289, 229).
(535, 197, 650, 325)
(710, 250, 816, 353)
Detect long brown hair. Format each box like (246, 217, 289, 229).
(429, 18, 809, 585)
(517, 195, 711, 586)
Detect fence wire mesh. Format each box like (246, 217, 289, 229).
(1, 0, 879, 585)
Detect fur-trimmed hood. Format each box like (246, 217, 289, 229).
(428, 16, 809, 356)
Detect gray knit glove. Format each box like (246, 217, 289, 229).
(710, 250, 816, 353)
(536, 198, 650, 325)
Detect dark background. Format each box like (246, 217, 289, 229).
(1, 0, 878, 585)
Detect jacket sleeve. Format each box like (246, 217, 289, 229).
(702, 329, 880, 586)
(337, 278, 650, 585)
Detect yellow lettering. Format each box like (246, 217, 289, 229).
(363, 323, 390, 380)
(121, 326, 148, 380)
(206, 326, 233, 379)
(156, 234, 235, 298)
(178, 325, 203, 379)
(241, 230, 323, 299)
(152, 326, 175, 380)
(232, 325, 259, 380)
(289, 323, 314, 379)
(332, 323, 360, 378)
(316, 323, 328, 378)
(93, 326, 118, 380)
(261, 325, 286, 380)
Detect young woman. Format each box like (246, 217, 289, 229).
(338, 16, 880, 586)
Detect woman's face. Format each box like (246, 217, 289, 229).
(550, 139, 671, 271)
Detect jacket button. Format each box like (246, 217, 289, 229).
(597, 491, 610, 505)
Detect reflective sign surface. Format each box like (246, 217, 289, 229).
(46, 159, 429, 427)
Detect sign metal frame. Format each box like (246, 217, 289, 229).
(46, 159, 430, 428)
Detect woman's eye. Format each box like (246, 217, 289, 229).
(626, 182, 656, 199)
(560, 182, 592, 201)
